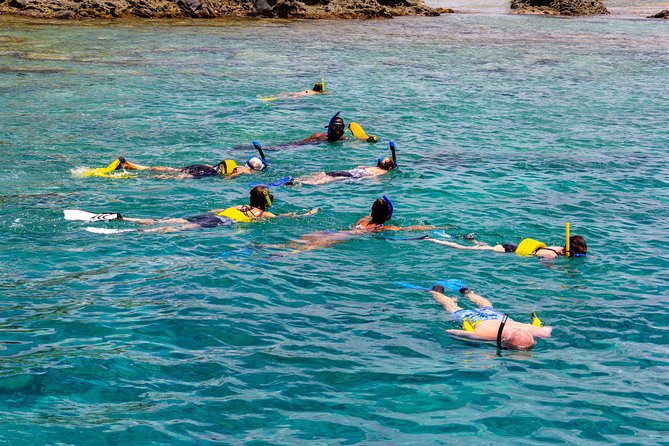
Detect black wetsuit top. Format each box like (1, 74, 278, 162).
(181, 164, 221, 178)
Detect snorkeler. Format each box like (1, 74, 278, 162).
(112, 141, 269, 179)
(272, 111, 377, 148)
(297, 111, 348, 144)
(288, 141, 398, 186)
(66, 185, 318, 233)
(262, 80, 326, 100)
(417, 281, 552, 350)
(427, 234, 587, 259)
(273, 195, 436, 255)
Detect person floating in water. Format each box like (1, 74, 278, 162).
(113, 141, 269, 179)
(425, 281, 553, 350)
(260, 80, 326, 101)
(273, 195, 436, 255)
(288, 141, 398, 186)
(80, 185, 318, 233)
(427, 234, 587, 259)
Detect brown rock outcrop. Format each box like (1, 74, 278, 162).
(510, 0, 608, 16)
(647, 9, 669, 18)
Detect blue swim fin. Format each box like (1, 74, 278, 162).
(434, 279, 468, 293)
(394, 281, 429, 291)
(250, 176, 293, 188)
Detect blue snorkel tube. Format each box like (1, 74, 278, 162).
(326, 111, 341, 141)
(382, 195, 394, 220)
(247, 140, 268, 170)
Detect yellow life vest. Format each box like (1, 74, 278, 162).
(216, 207, 254, 223)
(515, 238, 547, 256)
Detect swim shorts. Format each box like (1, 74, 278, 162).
(451, 307, 505, 325)
(185, 214, 231, 228)
(325, 167, 370, 179)
(181, 164, 220, 178)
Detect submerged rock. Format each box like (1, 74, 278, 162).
(510, 0, 608, 16)
(647, 9, 669, 19)
(0, 0, 438, 19)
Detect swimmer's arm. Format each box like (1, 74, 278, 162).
(300, 133, 327, 144)
(277, 208, 319, 218)
(537, 246, 563, 258)
(529, 325, 553, 338)
(401, 225, 438, 231)
(229, 167, 251, 177)
(445, 329, 494, 341)
(377, 224, 436, 232)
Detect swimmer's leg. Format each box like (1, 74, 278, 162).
(429, 288, 462, 313)
(119, 158, 181, 173)
(460, 288, 493, 308)
(299, 173, 337, 186)
(140, 223, 199, 233)
(427, 239, 503, 252)
(120, 217, 190, 226)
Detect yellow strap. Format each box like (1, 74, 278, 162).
(531, 312, 543, 327)
(216, 207, 253, 223)
(462, 318, 478, 332)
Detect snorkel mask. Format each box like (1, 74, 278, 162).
(382, 195, 393, 221)
(213, 159, 238, 176)
(246, 140, 268, 171)
(377, 140, 398, 169)
(326, 111, 345, 141)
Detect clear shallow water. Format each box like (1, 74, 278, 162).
(0, 13, 668, 445)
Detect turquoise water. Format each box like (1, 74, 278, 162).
(1, 13, 668, 444)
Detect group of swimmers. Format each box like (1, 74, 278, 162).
(81, 81, 589, 351)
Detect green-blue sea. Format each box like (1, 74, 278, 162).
(1, 7, 668, 444)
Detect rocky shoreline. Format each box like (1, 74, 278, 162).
(0, 0, 438, 19)
(4, 0, 664, 19)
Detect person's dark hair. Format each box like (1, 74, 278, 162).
(250, 185, 273, 210)
(328, 117, 345, 141)
(370, 198, 391, 224)
(313, 82, 323, 92)
(569, 235, 587, 255)
(377, 156, 396, 171)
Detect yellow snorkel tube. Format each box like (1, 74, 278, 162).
(565, 222, 571, 257)
(263, 189, 273, 207)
